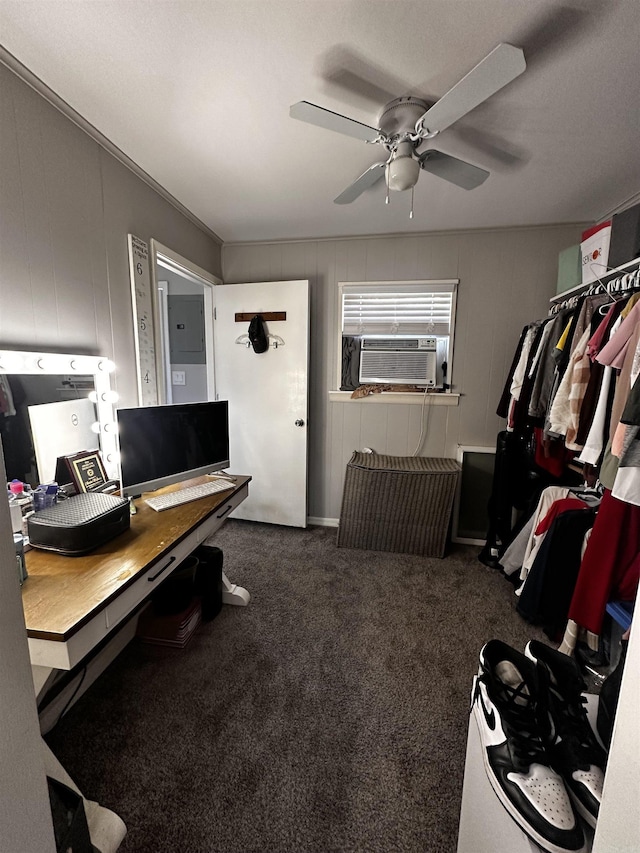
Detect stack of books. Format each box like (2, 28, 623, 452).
(137, 598, 202, 648)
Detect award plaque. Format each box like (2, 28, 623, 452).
(55, 450, 110, 494)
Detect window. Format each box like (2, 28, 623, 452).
(338, 280, 458, 391)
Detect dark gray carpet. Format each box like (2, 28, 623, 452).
(45, 521, 547, 853)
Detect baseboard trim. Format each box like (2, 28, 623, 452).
(307, 516, 339, 528)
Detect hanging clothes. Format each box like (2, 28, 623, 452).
(493, 269, 640, 656)
(527, 313, 571, 422)
(564, 489, 640, 637)
(507, 322, 546, 430)
(497, 325, 528, 419)
(499, 486, 572, 580)
(611, 422, 640, 506)
(574, 360, 606, 448)
(596, 322, 640, 489)
(586, 299, 624, 361)
(596, 298, 640, 368)
(517, 507, 597, 639)
(576, 366, 615, 466)
(547, 328, 591, 442)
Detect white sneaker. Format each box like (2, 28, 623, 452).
(472, 640, 586, 853)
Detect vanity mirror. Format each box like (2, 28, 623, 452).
(0, 350, 118, 486)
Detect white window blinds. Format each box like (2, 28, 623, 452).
(340, 281, 458, 336)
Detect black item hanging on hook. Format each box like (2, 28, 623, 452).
(248, 314, 269, 353)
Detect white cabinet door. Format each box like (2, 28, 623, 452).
(213, 280, 309, 527)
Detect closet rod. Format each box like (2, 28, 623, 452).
(549, 256, 640, 304)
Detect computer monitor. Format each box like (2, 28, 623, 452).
(116, 401, 230, 497)
(28, 398, 99, 483)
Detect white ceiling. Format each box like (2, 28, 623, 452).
(1, 0, 639, 243)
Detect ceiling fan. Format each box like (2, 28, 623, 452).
(290, 43, 526, 213)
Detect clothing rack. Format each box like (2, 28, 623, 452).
(549, 256, 640, 312)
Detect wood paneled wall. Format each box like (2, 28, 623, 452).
(0, 65, 222, 408)
(223, 224, 584, 520)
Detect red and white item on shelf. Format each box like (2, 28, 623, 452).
(580, 221, 612, 284)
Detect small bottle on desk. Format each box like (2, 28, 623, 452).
(8, 479, 34, 537)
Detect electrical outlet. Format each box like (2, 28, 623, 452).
(172, 370, 186, 386)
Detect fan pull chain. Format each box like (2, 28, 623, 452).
(410, 185, 414, 219)
(385, 173, 390, 205)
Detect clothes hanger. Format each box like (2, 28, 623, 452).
(587, 262, 640, 313)
(570, 479, 604, 500)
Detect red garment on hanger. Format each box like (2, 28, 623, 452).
(568, 489, 640, 635)
(533, 427, 574, 477)
(586, 300, 624, 361)
(534, 498, 589, 536)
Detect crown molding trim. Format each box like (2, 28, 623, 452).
(222, 220, 589, 248)
(0, 47, 223, 246)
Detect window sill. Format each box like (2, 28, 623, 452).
(329, 390, 460, 406)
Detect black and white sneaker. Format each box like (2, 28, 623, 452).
(472, 640, 586, 853)
(525, 640, 606, 829)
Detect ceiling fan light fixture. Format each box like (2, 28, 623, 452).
(386, 142, 420, 192)
(294, 43, 527, 206)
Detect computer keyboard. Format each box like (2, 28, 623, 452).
(145, 478, 235, 512)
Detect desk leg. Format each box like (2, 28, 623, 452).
(222, 571, 250, 606)
(32, 664, 56, 700)
(41, 740, 127, 852)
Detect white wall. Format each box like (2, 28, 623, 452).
(0, 63, 222, 409)
(0, 443, 56, 851)
(223, 225, 584, 519)
(0, 61, 222, 844)
(593, 607, 640, 853)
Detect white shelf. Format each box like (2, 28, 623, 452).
(457, 695, 597, 853)
(550, 256, 640, 304)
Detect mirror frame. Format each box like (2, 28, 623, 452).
(0, 350, 118, 480)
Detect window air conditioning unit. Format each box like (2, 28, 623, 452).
(359, 337, 438, 386)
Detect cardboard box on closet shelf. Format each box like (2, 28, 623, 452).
(608, 203, 640, 268)
(556, 244, 582, 294)
(580, 220, 612, 284)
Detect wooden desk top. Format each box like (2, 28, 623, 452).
(21, 476, 250, 642)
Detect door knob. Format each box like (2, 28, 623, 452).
(295, 419, 305, 427)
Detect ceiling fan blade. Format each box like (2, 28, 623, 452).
(334, 162, 386, 204)
(418, 43, 526, 133)
(290, 101, 380, 142)
(419, 150, 489, 190)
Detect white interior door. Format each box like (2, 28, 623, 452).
(213, 280, 309, 527)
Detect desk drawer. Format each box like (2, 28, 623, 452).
(104, 531, 198, 629)
(195, 483, 248, 543)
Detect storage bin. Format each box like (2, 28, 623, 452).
(556, 244, 581, 294)
(608, 203, 640, 268)
(337, 452, 461, 557)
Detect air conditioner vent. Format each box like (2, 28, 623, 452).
(361, 336, 436, 351)
(359, 338, 437, 386)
